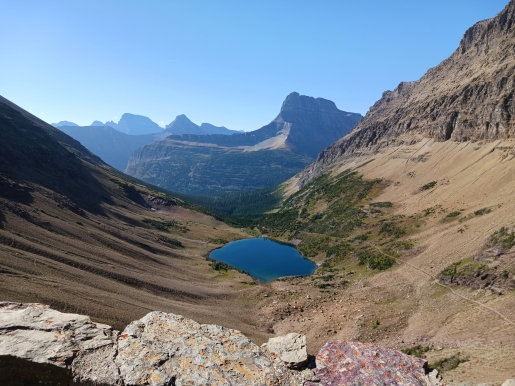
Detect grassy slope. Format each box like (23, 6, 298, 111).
(267, 138, 515, 383)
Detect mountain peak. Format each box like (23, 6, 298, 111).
(164, 114, 200, 134)
(174, 114, 193, 123)
(91, 120, 105, 126)
(280, 92, 341, 116)
(52, 120, 78, 127)
(116, 113, 162, 135)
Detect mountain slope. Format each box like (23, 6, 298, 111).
(257, 3, 515, 382)
(58, 125, 167, 170)
(299, 0, 515, 186)
(126, 93, 362, 195)
(0, 95, 278, 344)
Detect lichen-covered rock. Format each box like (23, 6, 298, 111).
(2, 303, 440, 386)
(305, 340, 429, 386)
(263, 333, 308, 369)
(72, 343, 122, 385)
(0, 302, 116, 374)
(115, 311, 286, 386)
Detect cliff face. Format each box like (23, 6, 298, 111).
(299, 0, 515, 185)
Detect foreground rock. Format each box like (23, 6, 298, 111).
(0, 302, 119, 385)
(263, 333, 309, 369)
(1, 302, 442, 385)
(117, 311, 286, 385)
(305, 341, 435, 386)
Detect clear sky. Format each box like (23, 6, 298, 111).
(0, 1, 509, 131)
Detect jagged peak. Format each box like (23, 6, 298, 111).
(456, 0, 515, 56)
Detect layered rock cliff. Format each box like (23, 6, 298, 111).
(299, 0, 515, 186)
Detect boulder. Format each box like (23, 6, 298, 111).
(0, 302, 115, 365)
(115, 311, 286, 386)
(502, 380, 515, 386)
(263, 333, 308, 369)
(305, 340, 429, 386)
(0, 301, 120, 384)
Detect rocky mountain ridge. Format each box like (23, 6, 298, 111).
(56, 115, 241, 171)
(125, 92, 362, 195)
(57, 125, 167, 171)
(104, 113, 163, 135)
(165, 92, 362, 158)
(299, 0, 515, 186)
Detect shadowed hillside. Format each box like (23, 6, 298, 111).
(0, 95, 275, 343)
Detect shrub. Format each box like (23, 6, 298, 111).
(379, 222, 405, 238)
(474, 208, 492, 216)
(420, 181, 437, 191)
(446, 211, 461, 218)
(157, 235, 183, 248)
(143, 218, 176, 231)
(370, 202, 393, 208)
(402, 345, 431, 358)
(430, 353, 468, 372)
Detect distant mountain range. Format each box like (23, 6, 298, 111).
(55, 114, 242, 171)
(53, 113, 242, 136)
(125, 92, 362, 195)
(53, 96, 361, 194)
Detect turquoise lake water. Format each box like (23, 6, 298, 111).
(209, 237, 317, 283)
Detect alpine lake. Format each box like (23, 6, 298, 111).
(209, 237, 317, 283)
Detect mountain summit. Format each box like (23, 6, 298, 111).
(107, 113, 163, 135)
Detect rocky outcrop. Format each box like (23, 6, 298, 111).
(0, 302, 120, 385)
(116, 311, 284, 386)
(304, 341, 433, 386)
(1, 302, 441, 385)
(299, 0, 515, 186)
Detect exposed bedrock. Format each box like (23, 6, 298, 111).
(1, 302, 444, 385)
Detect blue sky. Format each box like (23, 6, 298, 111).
(0, 1, 509, 131)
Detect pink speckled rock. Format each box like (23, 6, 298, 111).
(305, 341, 429, 386)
